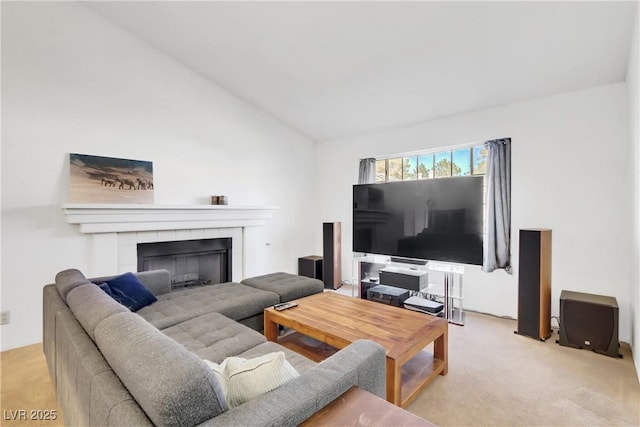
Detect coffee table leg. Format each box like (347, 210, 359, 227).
(434, 326, 448, 375)
(386, 357, 401, 406)
(264, 311, 279, 342)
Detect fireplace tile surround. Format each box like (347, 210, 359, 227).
(63, 204, 278, 280)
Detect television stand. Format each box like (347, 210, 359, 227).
(425, 262, 465, 326)
(355, 255, 465, 325)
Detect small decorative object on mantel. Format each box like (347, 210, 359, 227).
(69, 153, 154, 204)
(211, 195, 228, 205)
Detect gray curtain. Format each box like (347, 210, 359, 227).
(358, 158, 376, 184)
(483, 138, 512, 273)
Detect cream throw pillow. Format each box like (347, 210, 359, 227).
(204, 352, 299, 408)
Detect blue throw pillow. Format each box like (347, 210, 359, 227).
(98, 282, 116, 299)
(101, 272, 157, 312)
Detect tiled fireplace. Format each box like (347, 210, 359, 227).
(63, 204, 278, 280)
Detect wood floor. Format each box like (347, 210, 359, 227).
(0, 343, 63, 427)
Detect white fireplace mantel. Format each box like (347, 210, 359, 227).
(62, 203, 279, 234)
(62, 203, 279, 278)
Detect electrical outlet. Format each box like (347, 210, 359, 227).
(0, 311, 10, 325)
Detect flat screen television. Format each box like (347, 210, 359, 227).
(353, 176, 484, 265)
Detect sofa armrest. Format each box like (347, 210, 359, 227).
(198, 339, 386, 427)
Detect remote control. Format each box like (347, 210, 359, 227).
(274, 302, 298, 311)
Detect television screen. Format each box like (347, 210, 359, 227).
(353, 176, 484, 265)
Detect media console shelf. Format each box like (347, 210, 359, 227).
(355, 256, 465, 325)
(424, 262, 465, 326)
(355, 254, 389, 298)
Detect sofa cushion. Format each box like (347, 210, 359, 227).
(54, 309, 154, 426)
(136, 282, 279, 329)
(160, 312, 266, 363)
(241, 272, 324, 302)
(100, 272, 157, 311)
(95, 312, 227, 427)
(204, 352, 299, 408)
(66, 284, 129, 341)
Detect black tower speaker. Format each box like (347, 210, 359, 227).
(558, 290, 620, 358)
(322, 222, 341, 289)
(516, 229, 552, 341)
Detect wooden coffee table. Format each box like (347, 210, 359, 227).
(264, 292, 448, 408)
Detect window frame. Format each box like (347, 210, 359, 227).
(373, 143, 486, 183)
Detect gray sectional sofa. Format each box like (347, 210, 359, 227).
(43, 269, 386, 426)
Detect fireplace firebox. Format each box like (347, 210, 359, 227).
(137, 238, 231, 289)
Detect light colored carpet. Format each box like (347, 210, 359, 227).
(331, 284, 640, 426)
(406, 311, 640, 426)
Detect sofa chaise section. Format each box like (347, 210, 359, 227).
(136, 282, 279, 331)
(241, 272, 324, 303)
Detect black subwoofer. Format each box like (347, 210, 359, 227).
(558, 290, 620, 358)
(298, 256, 323, 280)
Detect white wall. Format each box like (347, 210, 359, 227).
(0, 2, 317, 351)
(315, 83, 633, 342)
(627, 9, 640, 380)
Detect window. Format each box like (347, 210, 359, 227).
(417, 154, 433, 179)
(452, 148, 471, 176)
(434, 151, 451, 178)
(403, 156, 418, 180)
(375, 159, 386, 183)
(374, 144, 486, 183)
(472, 146, 488, 175)
(388, 158, 403, 181)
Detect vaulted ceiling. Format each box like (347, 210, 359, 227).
(86, 1, 638, 142)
